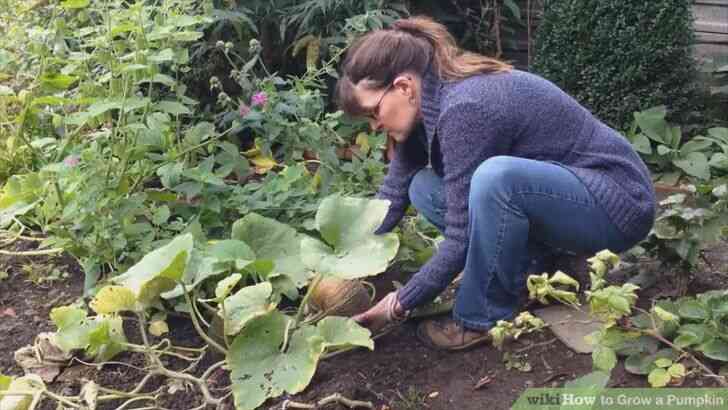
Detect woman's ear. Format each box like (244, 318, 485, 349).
(393, 75, 415, 98)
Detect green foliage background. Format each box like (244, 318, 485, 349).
(532, 0, 704, 130)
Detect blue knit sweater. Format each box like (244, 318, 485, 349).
(376, 67, 656, 311)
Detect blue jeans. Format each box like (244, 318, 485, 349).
(408, 156, 635, 330)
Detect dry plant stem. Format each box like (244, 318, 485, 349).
(515, 337, 557, 353)
(124, 342, 205, 362)
(632, 306, 728, 387)
(201, 360, 227, 381)
(181, 283, 227, 355)
(114, 396, 157, 410)
(0, 248, 63, 256)
(72, 356, 150, 372)
(283, 393, 374, 409)
(0, 225, 25, 246)
(136, 311, 224, 407)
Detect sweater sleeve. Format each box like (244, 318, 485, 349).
(374, 124, 428, 234)
(397, 101, 510, 310)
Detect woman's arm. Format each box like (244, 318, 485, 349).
(374, 123, 429, 234)
(397, 100, 510, 310)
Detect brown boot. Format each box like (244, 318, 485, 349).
(416, 317, 491, 351)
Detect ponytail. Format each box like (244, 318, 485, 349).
(391, 16, 511, 81)
(336, 16, 511, 116)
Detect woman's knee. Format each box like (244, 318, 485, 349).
(408, 168, 442, 212)
(470, 156, 526, 202)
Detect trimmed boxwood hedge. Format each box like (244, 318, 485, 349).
(532, 0, 703, 130)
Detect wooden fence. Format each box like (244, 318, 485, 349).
(694, 0, 728, 62)
(502, 1, 728, 68)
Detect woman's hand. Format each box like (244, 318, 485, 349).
(352, 291, 407, 333)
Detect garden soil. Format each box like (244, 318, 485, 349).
(1, 239, 727, 410)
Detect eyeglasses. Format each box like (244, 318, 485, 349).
(367, 83, 394, 121)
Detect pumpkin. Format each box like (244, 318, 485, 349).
(308, 278, 372, 317)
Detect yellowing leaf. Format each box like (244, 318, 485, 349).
(653, 306, 680, 322)
(305, 36, 320, 72)
(90, 286, 137, 314)
(548, 271, 580, 290)
(250, 155, 277, 174)
(355, 133, 370, 154)
(0, 374, 44, 410)
(149, 320, 169, 337)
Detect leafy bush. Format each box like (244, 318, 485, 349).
(532, 0, 703, 130)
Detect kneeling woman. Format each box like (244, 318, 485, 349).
(338, 16, 655, 350)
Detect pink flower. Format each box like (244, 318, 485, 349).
(251, 91, 268, 107)
(239, 103, 251, 117)
(64, 155, 80, 167)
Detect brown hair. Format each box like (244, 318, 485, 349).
(336, 16, 512, 117)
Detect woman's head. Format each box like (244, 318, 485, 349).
(336, 16, 512, 141)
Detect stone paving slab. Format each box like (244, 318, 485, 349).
(533, 305, 603, 354)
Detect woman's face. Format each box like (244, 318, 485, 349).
(354, 74, 421, 143)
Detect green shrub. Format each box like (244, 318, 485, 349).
(532, 0, 703, 130)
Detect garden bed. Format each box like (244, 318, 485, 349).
(2, 239, 727, 410)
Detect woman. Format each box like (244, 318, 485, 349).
(338, 16, 655, 350)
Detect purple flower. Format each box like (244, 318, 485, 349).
(63, 155, 80, 167)
(250, 91, 268, 107)
(239, 103, 251, 117)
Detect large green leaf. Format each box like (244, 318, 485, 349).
(206, 240, 256, 270)
(162, 250, 226, 299)
(112, 234, 193, 305)
(624, 349, 678, 375)
(232, 213, 310, 286)
(0, 375, 44, 410)
(678, 298, 709, 320)
(698, 339, 728, 362)
(673, 324, 707, 349)
(673, 152, 711, 180)
(221, 282, 276, 335)
(632, 134, 652, 155)
(227, 313, 372, 410)
(563, 370, 610, 390)
(300, 195, 399, 279)
(634, 106, 668, 144)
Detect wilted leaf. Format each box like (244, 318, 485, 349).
(0, 374, 44, 410)
(648, 368, 671, 387)
(250, 155, 277, 174)
(548, 271, 580, 290)
(149, 320, 169, 337)
(653, 306, 680, 323)
(215, 274, 242, 300)
(90, 286, 136, 314)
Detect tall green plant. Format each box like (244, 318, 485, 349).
(533, 0, 703, 130)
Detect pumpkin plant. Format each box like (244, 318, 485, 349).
(6, 195, 399, 410)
